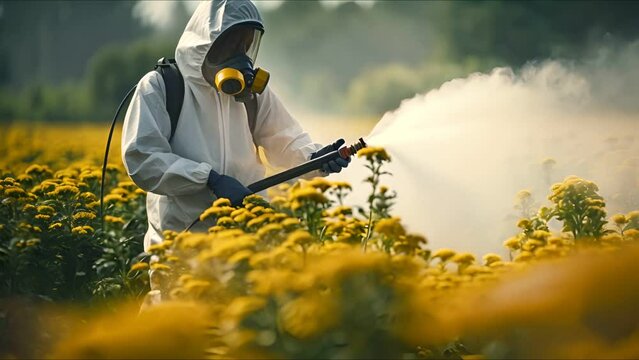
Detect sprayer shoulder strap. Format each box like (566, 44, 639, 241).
(154, 58, 183, 142)
(153, 57, 258, 144)
(246, 94, 258, 141)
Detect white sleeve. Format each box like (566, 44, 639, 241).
(252, 87, 323, 169)
(121, 72, 212, 196)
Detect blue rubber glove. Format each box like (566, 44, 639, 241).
(207, 170, 252, 206)
(310, 138, 351, 174)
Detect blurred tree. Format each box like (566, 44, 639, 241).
(0, 1, 147, 87)
(86, 39, 175, 120)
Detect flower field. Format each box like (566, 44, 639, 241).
(2, 123, 639, 359)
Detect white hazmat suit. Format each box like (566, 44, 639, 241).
(121, 0, 323, 250)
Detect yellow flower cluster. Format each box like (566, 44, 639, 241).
(3, 124, 639, 359)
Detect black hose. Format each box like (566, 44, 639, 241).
(100, 84, 137, 231)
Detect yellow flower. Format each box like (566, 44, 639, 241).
(280, 217, 301, 230)
(150, 263, 171, 271)
(530, 230, 551, 241)
(306, 178, 332, 192)
(208, 225, 224, 233)
(482, 253, 502, 266)
(200, 206, 235, 221)
(71, 225, 94, 235)
(103, 194, 125, 204)
(26, 239, 40, 247)
(50, 184, 80, 197)
(147, 244, 165, 253)
(25, 164, 52, 177)
(228, 250, 253, 264)
(331, 181, 352, 191)
(516, 189, 532, 200)
(245, 214, 268, 228)
(624, 229, 639, 241)
(233, 212, 255, 223)
(503, 236, 521, 250)
(72, 211, 96, 221)
(80, 192, 98, 202)
(129, 262, 149, 272)
(213, 198, 231, 207)
(250, 206, 273, 216)
(49, 222, 63, 230)
(403, 234, 427, 248)
(216, 216, 236, 227)
(374, 217, 406, 237)
(451, 252, 476, 265)
(534, 246, 561, 258)
(357, 146, 390, 161)
(289, 187, 328, 204)
(86, 201, 100, 209)
(4, 186, 27, 198)
(17, 174, 33, 182)
(105, 215, 125, 224)
(280, 294, 339, 340)
(612, 214, 628, 225)
(37, 205, 56, 215)
(432, 248, 456, 262)
(284, 230, 314, 248)
(328, 206, 352, 217)
(160, 240, 174, 249)
(516, 219, 531, 229)
(270, 196, 288, 208)
(35, 214, 51, 221)
(117, 181, 137, 190)
(257, 223, 283, 238)
(514, 251, 534, 262)
(79, 171, 100, 182)
(242, 194, 269, 207)
(110, 189, 129, 197)
(224, 296, 266, 323)
(184, 279, 212, 297)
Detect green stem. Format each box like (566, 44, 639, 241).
(362, 162, 381, 251)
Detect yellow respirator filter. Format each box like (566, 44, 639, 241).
(250, 68, 270, 94)
(215, 68, 245, 96)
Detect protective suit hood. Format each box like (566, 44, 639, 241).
(175, 0, 263, 87)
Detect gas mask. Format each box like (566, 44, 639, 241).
(204, 24, 270, 102)
(212, 54, 270, 102)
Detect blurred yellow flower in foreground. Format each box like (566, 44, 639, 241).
(357, 146, 391, 161)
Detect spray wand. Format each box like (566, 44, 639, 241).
(184, 137, 367, 232)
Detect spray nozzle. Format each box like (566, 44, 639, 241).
(338, 138, 367, 158)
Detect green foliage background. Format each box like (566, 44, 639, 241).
(1, 0, 639, 121)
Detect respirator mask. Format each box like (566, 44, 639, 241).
(204, 24, 270, 102)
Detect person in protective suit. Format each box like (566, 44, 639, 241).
(121, 0, 349, 250)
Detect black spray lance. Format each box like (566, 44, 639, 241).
(184, 138, 367, 232)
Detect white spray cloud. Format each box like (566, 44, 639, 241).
(337, 41, 639, 257)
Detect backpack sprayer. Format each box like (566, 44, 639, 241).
(183, 137, 367, 231)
